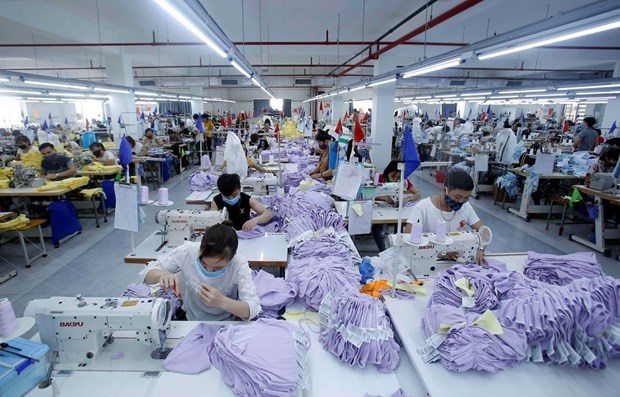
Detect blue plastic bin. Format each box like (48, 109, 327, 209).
(0, 337, 49, 397)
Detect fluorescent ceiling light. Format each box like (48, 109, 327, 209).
(251, 77, 262, 87)
(498, 89, 546, 94)
(94, 87, 130, 94)
(576, 91, 620, 95)
(88, 94, 109, 98)
(135, 91, 159, 97)
(368, 76, 396, 87)
(461, 92, 491, 96)
(230, 60, 251, 79)
(402, 57, 463, 79)
(0, 88, 42, 95)
(524, 93, 566, 97)
(462, 97, 486, 100)
(160, 94, 178, 98)
(337, 89, 348, 95)
(49, 92, 85, 97)
(477, 19, 620, 60)
(25, 80, 88, 90)
(0, 96, 23, 100)
(562, 83, 620, 90)
(435, 94, 457, 98)
(41, 100, 67, 103)
(0, 77, 8, 82)
(154, 0, 227, 58)
(349, 85, 366, 92)
(178, 95, 191, 99)
(489, 95, 518, 99)
(415, 96, 432, 99)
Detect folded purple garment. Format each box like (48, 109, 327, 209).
(236, 221, 280, 239)
(421, 304, 527, 372)
(524, 251, 603, 285)
(188, 172, 219, 192)
(253, 270, 297, 318)
(163, 323, 222, 374)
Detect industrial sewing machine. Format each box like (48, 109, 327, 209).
(241, 175, 279, 195)
(590, 172, 615, 192)
(389, 226, 492, 278)
(24, 296, 173, 364)
(373, 182, 414, 203)
(156, 208, 228, 247)
(72, 152, 93, 169)
(9, 164, 45, 188)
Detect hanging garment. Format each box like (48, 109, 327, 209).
(495, 128, 517, 165)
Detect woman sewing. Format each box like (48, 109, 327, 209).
(309, 129, 334, 180)
(140, 222, 261, 321)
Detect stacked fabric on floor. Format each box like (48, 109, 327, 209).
(287, 255, 360, 310)
(319, 288, 400, 373)
(422, 253, 620, 372)
(252, 270, 297, 318)
(188, 172, 219, 192)
(523, 251, 603, 285)
(208, 318, 310, 397)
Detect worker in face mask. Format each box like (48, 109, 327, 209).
(39, 143, 77, 180)
(309, 129, 334, 180)
(88, 142, 117, 165)
(15, 135, 38, 159)
(211, 173, 273, 231)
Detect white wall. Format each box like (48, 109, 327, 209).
(24, 102, 78, 126)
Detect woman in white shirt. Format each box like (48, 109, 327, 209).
(89, 142, 117, 165)
(140, 222, 261, 321)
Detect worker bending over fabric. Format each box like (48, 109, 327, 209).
(309, 129, 334, 180)
(140, 222, 260, 321)
(212, 173, 273, 231)
(89, 142, 117, 165)
(405, 170, 486, 264)
(39, 143, 77, 180)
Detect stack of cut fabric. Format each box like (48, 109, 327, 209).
(0, 168, 13, 180)
(252, 270, 297, 318)
(289, 227, 351, 260)
(523, 251, 603, 286)
(35, 176, 89, 191)
(208, 318, 310, 396)
(81, 163, 122, 173)
(0, 214, 30, 232)
(319, 288, 400, 373)
(236, 221, 280, 239)
(188, 172, 219, 192)
(163, 323, 223, 374)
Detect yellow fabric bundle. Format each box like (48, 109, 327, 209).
(35, 176, 90, 192)
(81, 163, 122, 173)
(80, 187, 103, 199)
(0, 168, 13, 180)
(0, 180, 9, 189)
(281, 120, 303, 139)
(20, 150, 43, 169)
(102, 141, 117, 149)
(0, 214, 30, 232)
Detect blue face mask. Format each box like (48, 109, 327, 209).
(444, 193, 464, 211)
(222, 194, 240, 206)
(196, 258, 227, 278)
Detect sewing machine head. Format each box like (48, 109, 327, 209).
(72, 152, 93, 169)
(24, 296, 173, 364)
(156, 209, 229, 247)
(241, 175, 279, 195)
(590, 172, 615, 192)
(391, 226, 492, 278)
(10, 164, 44, 188)
(373, 182, 406, 203)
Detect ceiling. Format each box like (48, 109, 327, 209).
(0, 0, 618, 99)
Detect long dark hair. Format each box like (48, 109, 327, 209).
(199, 222, 238, 260)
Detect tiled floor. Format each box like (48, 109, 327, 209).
(1, 167, 618, 316)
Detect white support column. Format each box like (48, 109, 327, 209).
(370, 53, 398, 170)
(190, 87, 204, 115)
(105, 52, 137, 139)
(331, 96, 344, 125)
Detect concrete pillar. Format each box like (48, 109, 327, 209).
(331, 96, 344, 125)
(190, 87, 204, 115)
(370, 53, 398, 170)
(105, 52, 137, 139)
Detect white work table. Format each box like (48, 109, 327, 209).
(184, 190, 215, 206)
(124, 230, 288, 268)
(335, 201, 414, 225)
(384, 253, 620, 397)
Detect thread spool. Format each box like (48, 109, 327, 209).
(200, 154, 211, 169)
(158, 188, 169, 205)
(436, 219, 447, 243)
(0, 298, 18, 337)
(139, 186, 149, 204)
(409, 220, 423, 244)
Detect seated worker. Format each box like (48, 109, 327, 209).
(250, 132, 270, 152)
(125, 136, 143, 156)
(211, 173, 273, 231)
(309, 129, 334, 180)
(39, 142, 77, 180)
(140, 128, 160, 155)
(89, 142, 117, 165)
(169, 133, 189, 168)
(586, 147, 620, 184)
(372, 160, 422, 252)
(405, 170, 485, 265)
(15, 135, 43, 169)
(140, 222, 260, 321)
(62, 136, 81, 152)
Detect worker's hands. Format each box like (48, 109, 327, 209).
(439, 252, 460, 261)
(46, 174, 57, 180)
(158, 273, 180, 295)
(475, 249, 486, 266)
(242, 218, 258, 231)
(310, 173, 321, 180)
(199, 284, 227, 309)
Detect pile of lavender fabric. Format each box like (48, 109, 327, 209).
(188, 172, 219, 192)
(252, 270, 297, 318)
(523, 251, 603, 286)
(421, 253, 620, 372)
(208, 318, 310, 397)
(319, 287, 400, 373)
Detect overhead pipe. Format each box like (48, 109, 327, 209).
(334, 0, 484, 77)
